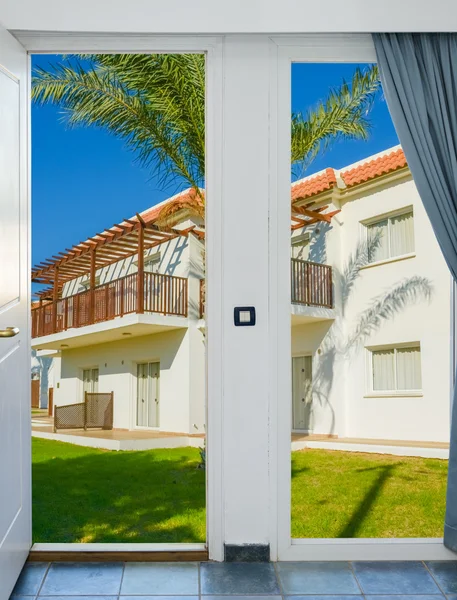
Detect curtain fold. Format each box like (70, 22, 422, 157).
(373, 32, 457, 551)
(396, 346, 421, 391)
(372, 349, 395, 391)
(390, 211, 414, 257)
(368, 219, 389, 262)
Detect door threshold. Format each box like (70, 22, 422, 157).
(29, 543, 208, 562)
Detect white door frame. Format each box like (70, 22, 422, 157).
(268, 33, 456, 561)
(14, 32, 224, 561)
(11, 30, 457, 564)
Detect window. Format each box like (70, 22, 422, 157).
(80, 276, 100, 291)
(135, 251, 161, 273)
(82, 368, 99, 399)
(291, 234, 310, 261)
(366, 209, 414, 264)
(371, 344, 422, 393)
(144, 252, 161, 273)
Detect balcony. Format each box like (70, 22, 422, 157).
(291, 258, 333, 308)
(198, 260, 333, 320)
(32, 271, 188, 340)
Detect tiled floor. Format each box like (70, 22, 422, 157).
(9, 561, 457, 600)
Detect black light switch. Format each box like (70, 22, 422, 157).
(234, 306, 256, 326)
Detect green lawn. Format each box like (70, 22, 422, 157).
(292, 449, 447, 538)
(32, 439, 447, 542)
(32, 438, 206, 543)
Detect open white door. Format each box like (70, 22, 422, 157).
(0, 24, 31, 600)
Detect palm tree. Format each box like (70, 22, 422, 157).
(32, 55, 380, 221)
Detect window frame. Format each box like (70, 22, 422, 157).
(361, 206, 415, 267)
(80, 275, 101, 290)
(81, 366, 100, 399)
(270, 34, 452, 562)
(290, 232, 311, 260)
(366, 342, 423, 397)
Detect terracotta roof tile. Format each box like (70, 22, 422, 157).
(140, 188, 202, 224)
(291, 168, 337, 202)
(340, 148, 407, 188)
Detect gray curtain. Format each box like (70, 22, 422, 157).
(373, 33, 457, 551)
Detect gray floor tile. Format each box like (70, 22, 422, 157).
(9, 596, 38, 600)
(12, 563, 49, 595)
(277, 562, 360, 595)
(201, 563, 280, 595)
(39, 563, 123, 595)
(285, 596, 362, 600)
(204, 597, 282, 600)
(365, 596, 444, 600)
(426, 562, 457, 594)
(352, 562, 440, 595)
(121, 563, 199, 595)
(121, 597, 198, 600)
(39, 597, 117, 600)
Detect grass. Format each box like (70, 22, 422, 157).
(32, 438, 206, 543)
(32, 439, 447, 542)
(291, 449, 447, 538)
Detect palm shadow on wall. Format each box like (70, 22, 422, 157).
(308, 231, 433, 434)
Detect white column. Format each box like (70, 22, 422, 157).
(213, 35, 271, 556)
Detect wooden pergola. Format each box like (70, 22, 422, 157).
(31, 192, 336, 333)
(32, 211, 204, 329)
(291, 201, 341, 231)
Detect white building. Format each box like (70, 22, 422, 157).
(32, 146, 452, 443)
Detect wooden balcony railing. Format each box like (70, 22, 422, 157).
(197, 261, 332, 319)
(291, 258, 333, 308)
(32, 271, 188, 339)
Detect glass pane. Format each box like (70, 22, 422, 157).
(147, 362, 160, 427)
(136, 363, 147, 427)
(390, 211, 414, 257)
(367, 219, 389, 263)
(289, 60, 449, 544)
(372, 349, 395, 391)
(92, 368, 99, 393)
(396, 346, 422, 390)
(31, 50, 207, 545)
(82, 369, 91, 398)
(291, 236, 310, 260)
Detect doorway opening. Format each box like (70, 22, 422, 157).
(286, 60, 450, 542)
(30, 52, 208, 545)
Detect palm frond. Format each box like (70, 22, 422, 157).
(291, 65, 380, 174)
(32, 60, 203, 190)
(32, 56, 379, 206)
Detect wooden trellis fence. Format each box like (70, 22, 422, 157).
(54, 392, 114, 432)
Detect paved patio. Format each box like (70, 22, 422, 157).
(31, 414, 449, 457)
(10, 560, 457, 599)
(291, 433, 449, 459)
(32, 415, 205, 450)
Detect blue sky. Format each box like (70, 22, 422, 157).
(32, 57, 399, 270)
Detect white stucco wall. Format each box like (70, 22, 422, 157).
(53, 326, 205, 433)
(341, 175, 451, 442)
(292, 171, 452, 442)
